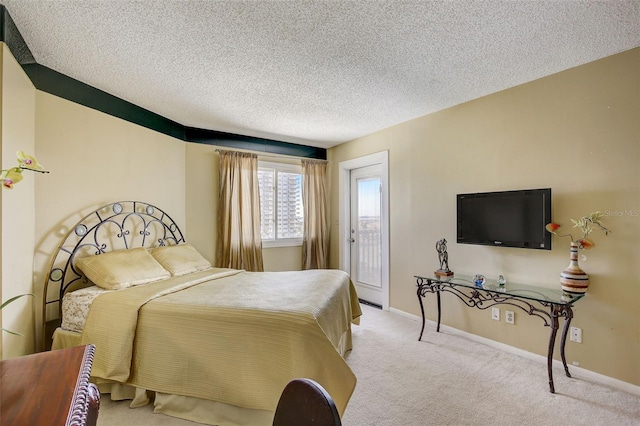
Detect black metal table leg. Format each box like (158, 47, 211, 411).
(417, 280, 426, 341)
(560, 306, 573, 377)
(436, 290, 441, 333)
(547, 305, 560, 393)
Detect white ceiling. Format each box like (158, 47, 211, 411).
(3, 1, 640, 149)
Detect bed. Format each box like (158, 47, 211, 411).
(42, 201, 361, 426)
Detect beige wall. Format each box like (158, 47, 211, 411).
(1, 43, 3, 357)
(262, 246, 302, 271)
(1, 44, 37, 358)
(32, 91, 186, 351)
(185, 142, 218, 262)
(328, 47, 640, 386)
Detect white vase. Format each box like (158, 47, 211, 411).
(560, 242, 590, 294)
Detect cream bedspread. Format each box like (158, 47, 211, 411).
(75, 268, 361, 415)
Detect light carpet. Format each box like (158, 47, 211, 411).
(97, 304, 640, 425)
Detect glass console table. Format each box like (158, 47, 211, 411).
(414, 274, 584, 393)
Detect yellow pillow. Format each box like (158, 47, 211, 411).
(75, 247, 170, 290)
(149, 243, 212, 276)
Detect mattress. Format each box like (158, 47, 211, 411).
(61, 285, 110, 333)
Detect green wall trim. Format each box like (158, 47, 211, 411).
(1, 5, 36, 65)
(0, 5, 326, 160)
(23, 63, 187, 140)
(185, 127, 327, 158)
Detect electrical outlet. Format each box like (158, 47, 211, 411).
(570, 326, 582, 343)
(505, 310, 515, 324)
(491, 307, 500, 321)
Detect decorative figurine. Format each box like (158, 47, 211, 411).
(473, 274, 486, 287)
(434, 238, 454, 277)
(497, 274, 506, 287)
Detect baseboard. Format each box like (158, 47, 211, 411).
(358, 298, 382, 309)
(388, 307, 640, 397)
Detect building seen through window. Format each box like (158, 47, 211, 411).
(258, 162, 303, 247)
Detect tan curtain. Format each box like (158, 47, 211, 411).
(301, 159, 329, 270)
(216, 150, 264, 272)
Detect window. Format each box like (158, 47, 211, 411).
(258, 161, 304, 247)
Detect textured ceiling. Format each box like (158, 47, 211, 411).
(3, 1, 640, 149)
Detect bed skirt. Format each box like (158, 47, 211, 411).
(104, 382, 275, 426)
(52, 327, 352, 426)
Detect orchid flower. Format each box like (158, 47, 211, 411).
(0, 167, 24, 189)
(545, 211, 610, 249)
(1, 151, 49, 189)
(17, 151, 45, 171)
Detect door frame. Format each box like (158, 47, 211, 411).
(338, 151, 389, 311)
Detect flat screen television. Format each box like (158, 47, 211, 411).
(457, 188, 552, 250)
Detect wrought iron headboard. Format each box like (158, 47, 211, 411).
(42, 201, 185, 348)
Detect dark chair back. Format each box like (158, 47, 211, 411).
(273, 378, 342, 426)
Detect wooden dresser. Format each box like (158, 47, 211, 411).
(0, 344, 100, 425)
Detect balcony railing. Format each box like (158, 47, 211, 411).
(357, 219, 381, 287)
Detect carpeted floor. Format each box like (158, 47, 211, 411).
(97, 304, 640, 425)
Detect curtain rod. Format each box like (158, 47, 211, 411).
(214, 149, 328, 162)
